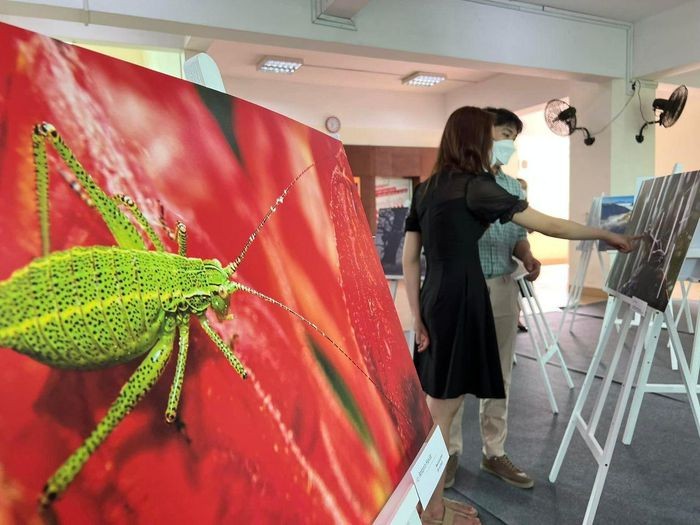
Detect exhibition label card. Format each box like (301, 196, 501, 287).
(410, 427, 448, 507)
(389, 484, 421, 525)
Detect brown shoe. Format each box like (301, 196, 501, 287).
(480, 454, 534, 489)
(444, 453, 459, 488)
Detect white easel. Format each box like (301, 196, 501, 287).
(514, 273, 574, 413)
(549, 292, 700, 524)
(558, 197, 609, 337)
(661, 224, 700, 370)
(664, 163, 695, 371)
(622, 250, 700, 443)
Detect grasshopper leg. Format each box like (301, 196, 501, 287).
(32, 123, 146, 253)
(112, 194, 166, 252)
(198, 316, 247, 379)
(175, 221, 187, 257)
(40, 318, 177, 506)
(165, 319, 190, 423)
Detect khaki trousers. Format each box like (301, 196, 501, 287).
(448, 274, 520, 458)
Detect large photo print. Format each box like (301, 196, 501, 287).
(0, 22, 432, 524)
(605, 171, 700, 312)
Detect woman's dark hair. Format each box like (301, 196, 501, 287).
(431, 106, 494, 178)
(484, 107, 523, 135)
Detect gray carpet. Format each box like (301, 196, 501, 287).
(443, 310, 700, 525)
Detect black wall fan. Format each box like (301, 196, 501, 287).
(544, 99, 595, 145)
(635, 85, 688, 143)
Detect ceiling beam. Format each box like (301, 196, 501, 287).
(633, 0, 700, 80)
(311, 0, 372, 31)
(318, 0, 371, 19)
(0, 0, 630, 79)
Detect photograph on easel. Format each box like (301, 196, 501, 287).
(597, 195, 635, 251)
(606, 171, 700, 312)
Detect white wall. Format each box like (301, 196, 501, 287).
(74, 42, 184, 78)
(609, 79, 656, 195)
(567, 80, 613, 289)
(506, 106, 570, 263)
(446, 74, 569, 115)
(633, 0, 700, 78)
(223, 76, 445, 147)
(655, 84, 700, 176)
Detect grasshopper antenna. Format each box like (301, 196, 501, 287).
(227, 162, 316, 273)
(233, 282, 344, 357)
(233, 281, 417, 432)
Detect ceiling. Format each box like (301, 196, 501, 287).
(206, 40, 496, 94)
(202, 0, 696, 94)
(503, 0, 690, 23)
(3, 0, 699, 95)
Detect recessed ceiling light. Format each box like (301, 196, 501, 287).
(257, 56, 303, 74)
(402, 72, 446, 87)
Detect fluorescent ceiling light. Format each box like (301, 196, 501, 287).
(257, 56, 303, 74)
(402, 72, 446, 87)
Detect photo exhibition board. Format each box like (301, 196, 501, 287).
(605, 171, 700, 312)
(375, 207, 409, 276)
(374, 177, 414, 276)
(0, 22, 433, 524)
(597, 195, 634, 252)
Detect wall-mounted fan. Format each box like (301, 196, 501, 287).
(544, 99, 595, 145)
(635, 85, 687, 143)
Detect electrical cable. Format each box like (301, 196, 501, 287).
(589, 80, 640, 136)
(637, 80, 657, 125)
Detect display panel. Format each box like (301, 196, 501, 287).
(0, 22, 432, 524)
(598, 195, 634, 251)
(375, 207, 409, 276)
(606, 172, 700, 312)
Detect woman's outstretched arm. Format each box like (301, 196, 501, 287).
(512, 207, 637, 252)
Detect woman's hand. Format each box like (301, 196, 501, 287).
(414, 319, 430, 352)
(605, 232, 641, 253)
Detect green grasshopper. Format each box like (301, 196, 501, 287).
(0, 122, 340, 506)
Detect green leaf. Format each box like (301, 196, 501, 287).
(308, 336, 375, 448)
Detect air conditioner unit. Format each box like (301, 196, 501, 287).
(184, 53, 226, 93)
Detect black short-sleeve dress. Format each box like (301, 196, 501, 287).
(405, 170, 528, 399)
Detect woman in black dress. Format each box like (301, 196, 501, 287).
(403, 107, 635, 525)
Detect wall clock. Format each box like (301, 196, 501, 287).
(325, 115, 341, 133)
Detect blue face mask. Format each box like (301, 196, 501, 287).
(491, 139, 516, 166)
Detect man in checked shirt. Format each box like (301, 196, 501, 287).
(444, 107, 541, 490)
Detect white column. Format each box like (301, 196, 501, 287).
(568, 79, 656, 290)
